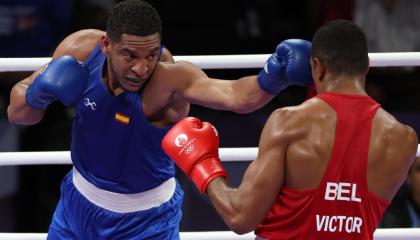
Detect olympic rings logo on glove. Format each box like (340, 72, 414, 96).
(174, 133, 196, 155)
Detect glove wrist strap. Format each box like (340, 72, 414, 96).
(190, 157, 227, 193)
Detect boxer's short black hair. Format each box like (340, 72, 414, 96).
(311, 20, 369, 77)
(106, 0, 162, 42)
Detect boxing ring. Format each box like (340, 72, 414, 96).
(1, 52, 420, 239)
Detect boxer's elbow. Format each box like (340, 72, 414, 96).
(227, 99, 260, 114)
(225, 213, 257, 235)
(8, 84, 43, 125)
(7, 105, 43, 125)
(229, 92, 271, 114)
(208, 180, 260, 234)
(7, 105, 20, 124)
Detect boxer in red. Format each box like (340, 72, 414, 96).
(162, 20, 419, 240)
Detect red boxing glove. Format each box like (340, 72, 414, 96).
(162, 117, 227, 193)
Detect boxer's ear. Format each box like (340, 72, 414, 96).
(100, 35, 111, 55)
(310, 57, 326, 83)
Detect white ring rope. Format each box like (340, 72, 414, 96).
(0, 148, 258, 166)
(0, 146, 419, 166)
(0, 229, 419, 240)
(0, 52, 420, 72)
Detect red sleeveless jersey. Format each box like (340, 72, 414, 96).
(255, 93, 389, 240)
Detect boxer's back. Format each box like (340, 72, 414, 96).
(256, 92, 418, 239)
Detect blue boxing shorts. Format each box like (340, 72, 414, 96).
(47, 169, 183, 239)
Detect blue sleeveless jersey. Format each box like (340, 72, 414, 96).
(71, 45, 175, 194)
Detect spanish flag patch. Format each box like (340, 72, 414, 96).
(115, 112, 130, 125)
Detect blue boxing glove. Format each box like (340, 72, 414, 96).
(25, 55, 89, 109)
(257, 39, 312, 95)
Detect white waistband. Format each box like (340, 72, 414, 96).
(72, 168, 176, 213)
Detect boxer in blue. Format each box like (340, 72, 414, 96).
(7, 0, 312, 239)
